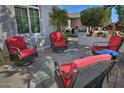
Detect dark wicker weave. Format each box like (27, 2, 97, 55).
(73, 60, 115, 88)
(54, 60, 115, 88)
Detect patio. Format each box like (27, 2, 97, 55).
(0, 37, 124, 88)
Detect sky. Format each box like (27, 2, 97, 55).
(58, 5, 118, 22)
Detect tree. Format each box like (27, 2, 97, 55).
(104, 6, 124, 25)
(111, 23, 116, 36)
(80, 7, 111, 35)
(49, 6, 69, 41)
(104, 5, 124, 36)
(49, 6, 69, 31)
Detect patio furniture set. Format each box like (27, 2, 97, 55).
(3, 31, 123, 88)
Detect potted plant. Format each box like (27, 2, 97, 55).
(49, 6, 69, 42)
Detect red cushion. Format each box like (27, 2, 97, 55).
(59, 54, 112, 87)
(61, 63, 73, 73)
(50, 31, 63, 42)
(92, 45, 109, 52)
(61, 62, 76, 74)
(50, 32, 57, 42)
(108, 35, 122, 50)
(19, 48, 36, 58)
(73, 54, 112, 69)
(92, 35, 122, 52)
(57, 68, 72, 88)
(60, 54, 111, 72)
(56, 32, 63, 41)
(58, 63, 76, 87)
(5, 36, 27, 53)
(54, 41, 66, 47)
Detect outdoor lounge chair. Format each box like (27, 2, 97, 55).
(92, 35, 123, 54)
(54, 54, 114, 88)
(50, 31, 67, 53)
(5, 36, 38, 66)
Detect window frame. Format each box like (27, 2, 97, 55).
(14, 5, 41, 34)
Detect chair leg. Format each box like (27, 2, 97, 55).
(106, 74, 109, 82)
(15, 58, 35, 67)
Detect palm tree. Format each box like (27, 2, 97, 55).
(49, 6, 69, 31)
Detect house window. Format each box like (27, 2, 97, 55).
(15, 6, 40, 33)
(29, 8, 40, 33)
(15, 7, 29, 33)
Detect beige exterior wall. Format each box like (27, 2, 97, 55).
(70, 17, 82, 28)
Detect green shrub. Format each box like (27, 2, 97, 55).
(0, 51, 5, 63)
(62, 31, 68, 42)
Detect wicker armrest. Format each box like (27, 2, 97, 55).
(25, 41, 30, 45)
(54, 61, 73, 79)
(68, 70, 78, 88)
(9, 46, 20, 52)
(93, 41, 108, 45)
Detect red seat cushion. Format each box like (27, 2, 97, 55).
(61, 63, 73, 73)
(19, 48, 36, 58)
(92, 35, 122, 52)
(50, 32, 57, 42)
(92, 45, 109, 52)
(59, 54, 112, 87)
(56, 32, 63, 41)
(73, 54, 112, 69)
(108, 35, 122, 50)
(54, 41, 66, 47)
(5, 36, 27, 54)
(57, 68, 72, 88)
(50, 32, 63, 42)
(60, 54, 111, 73)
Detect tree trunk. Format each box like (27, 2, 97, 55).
(86, 26, 91, 36)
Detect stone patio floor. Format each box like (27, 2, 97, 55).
(0, 38, 124, 88)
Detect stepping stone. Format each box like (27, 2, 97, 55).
(30, 71, 50, 88)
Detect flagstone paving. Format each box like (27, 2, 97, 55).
(0, 39, 124, 88)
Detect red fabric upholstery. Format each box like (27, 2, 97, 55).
(50, 31, 66, 47)
(107, 23, 122, 31)
(19, 48, 36, 58)
(54, 41, 66, 47)
(58, 63, 76, 87)
(108, 35, 122, 50)
(56, 32, 63, 41)
(92, 35, 122, 53)
(50, 32, 57, 42)
(50, 31, 63, 42)
(61, 62, 76, 74)
(61, 63, 73, 73)
(59, 54, 112, 87)
(73, 54, 111, 69)
(57, 68, 72, 88)
(61, 54, 111, 73)
(92, 46, 109, 52)
(5, 36, 27, 54)
(5, 36, 37, 61)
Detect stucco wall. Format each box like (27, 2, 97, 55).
(0, 5, 55, 52)
(0, 5, 17, 56)
(40, 5, 54, 48)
